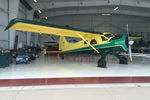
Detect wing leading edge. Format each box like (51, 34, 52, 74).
(5, 18, 103, 38)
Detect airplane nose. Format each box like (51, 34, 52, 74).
(129, 40, 134, 45)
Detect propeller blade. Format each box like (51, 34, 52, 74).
(129, 44, 133, 62)
(126, 24, 133, 62)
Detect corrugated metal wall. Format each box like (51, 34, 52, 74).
(41, 14, 150, 42)
(17, 2, 28, 48)
(0, 0, 9, 49)
(0, 0, 30, 49)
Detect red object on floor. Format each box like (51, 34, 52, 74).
(14, 35, 18, 49)
(0, 77, 150, 87)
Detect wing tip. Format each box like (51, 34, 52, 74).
(4, 18, 22, 31)
(4, 18, 103, 36)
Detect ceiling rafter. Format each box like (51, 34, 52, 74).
(39, 8, 150, 18)
(27, 0, 150, 10)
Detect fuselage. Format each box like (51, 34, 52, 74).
(59, 35, 128, 55)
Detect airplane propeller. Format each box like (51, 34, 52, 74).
(126, 24, 134, 62)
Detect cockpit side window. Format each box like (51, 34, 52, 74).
(90, 39, 97, 44)
(104, 34, 113, 38)
(102, 36, 107, 41)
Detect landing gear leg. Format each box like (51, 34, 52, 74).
(97, 55, 107, 68)
(115, 54, 128, 64)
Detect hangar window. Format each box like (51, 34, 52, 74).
(102, 36, 107, 41)
(90, 39, 97, 44)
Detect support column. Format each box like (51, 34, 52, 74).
(26, 10, 34, 46)
(8, 0, 19, 49)
(34, 34, 39, 46)
(33, 18, 41, 47)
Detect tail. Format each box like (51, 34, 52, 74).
(59, 36, 69, 51)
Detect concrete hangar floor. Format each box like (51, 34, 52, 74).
(1, 54, 150, 100)
(0, 54, 150, 80)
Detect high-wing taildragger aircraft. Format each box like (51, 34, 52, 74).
(5, 18, 134, 68)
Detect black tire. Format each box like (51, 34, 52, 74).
(97, 59, 106, 68)
(119, 56, 128, 64)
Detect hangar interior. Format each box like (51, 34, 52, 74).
(1, 0, 150, 49)
(1, 0, 150, 100)
(1, 0, 150, 97)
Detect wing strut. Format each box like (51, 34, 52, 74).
(76, 33, 100, 54)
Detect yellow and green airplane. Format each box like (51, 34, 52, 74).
(5, 18, 134, 68)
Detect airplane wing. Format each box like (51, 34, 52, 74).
(5, 18, 102, 54)
(5, 18, 102, 38)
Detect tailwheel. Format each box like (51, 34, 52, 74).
(59, 54, 64, 60)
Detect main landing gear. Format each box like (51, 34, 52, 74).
(97, 53, 128, 68)
(115, 54, 128, 64)
(97, 55, 107, 68)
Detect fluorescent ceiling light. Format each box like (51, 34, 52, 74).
(102, 14, 111, 16)
(45, 17, 48, 19)
(114, 6, 119, 11)
(34, 0, 37, 3)
(38, 10, 42, 13)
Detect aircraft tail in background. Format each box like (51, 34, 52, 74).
(59, 36, 69, 51)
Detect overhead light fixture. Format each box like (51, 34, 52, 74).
(102, 14, 111, 16)
(45, 17, 48, 19)
(38, 10, 42, 14)
(34, 0, 37, 3)
(114, 6, 119, 11)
